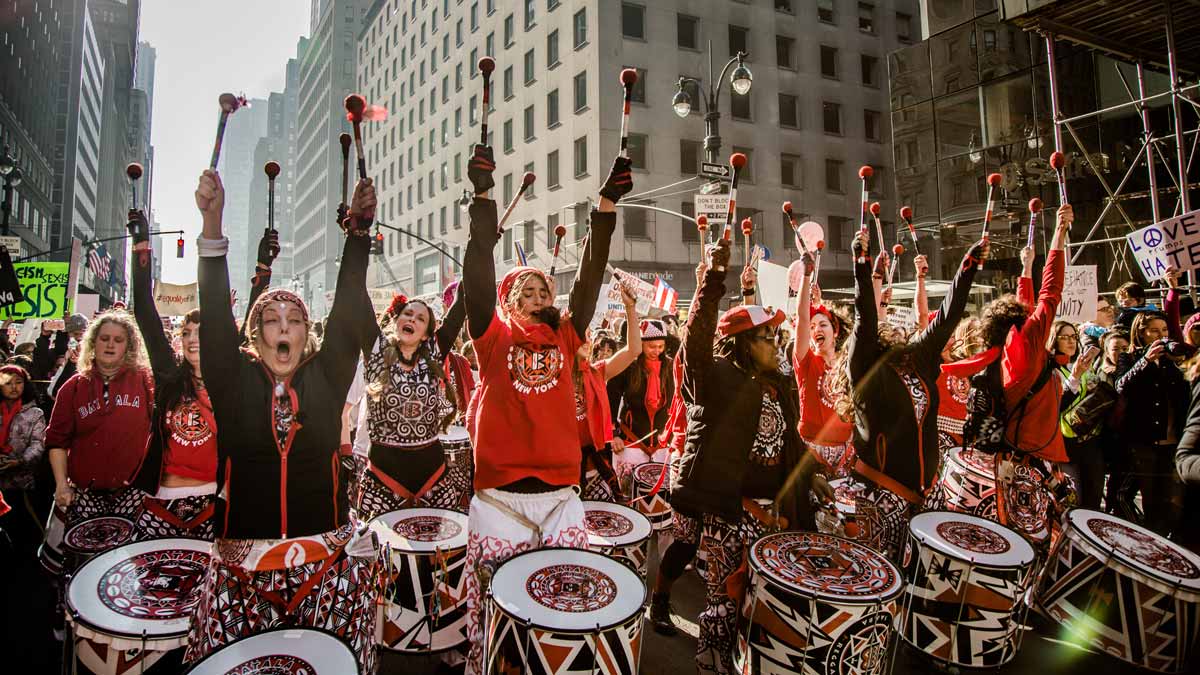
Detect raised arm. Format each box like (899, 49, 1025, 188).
(1018, 205, 1072, 356)
(1018, 246, 1035, 310)
(317, 179, 377, 397)
(128, 210, 176, 379)
(603, 281, 640, 380)
(238, 228, 280, 346)
(463, 145, 499, 340)
(195, 170, 241, 399)
(568, 157, 632, 339)
(792, 252, 815, 365)
(1164, 266, 1186, 344)
(848, 231, 882, 379)
(914, 254, 930, 331)
(434, 283, 466, 357)
(681, 240, 731, 404)
(909, 239, 985, 363)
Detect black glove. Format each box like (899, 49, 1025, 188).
(257, 228, 280, 267)
(126, 209, 150, 245)
(962, 238, 988, 271)
(851, 232, 868, 261)
(710, 238, 731, 271)
(599, 156, 634, 204)
(468, 144, 495, 195)
(801, 251, 815, 272)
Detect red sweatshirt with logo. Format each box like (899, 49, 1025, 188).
(45, 368, 153, 489)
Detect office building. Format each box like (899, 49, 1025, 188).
(218, 97, 268, 307)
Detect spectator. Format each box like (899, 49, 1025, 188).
(1115, 281, 1155, 329)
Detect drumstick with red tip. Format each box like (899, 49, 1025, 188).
(497, 172, 536, 234)
(210, 93, 247, 170)
(869, 201, 885, 255)
(1026, 197, 1043, 250)
(549, 224, 568, 276)
(478, 57, 496, 146)
(344, 94, 369, 180)
(125, 163, 143, 210)
(619, 69, 638, 159)
(899, 205, 919, 255)
(856, 165, 873, 263)
(888, 243, 905, 287)
(741, 217, 754, 267)
(1049, 151, 1068, 205)
(815, 239, 826, 279)
(264, 161, 281, 233)
(978, 172, 1002, 269)
(339, 133, 352, 215)
(781, 201, 811, 256)
(722, 153, 748, 243)
(696, 214, 709, 239)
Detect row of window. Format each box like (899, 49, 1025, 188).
(663, 5, 913, 55)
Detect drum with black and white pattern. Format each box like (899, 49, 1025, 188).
(185, 627, 360, 675)
(631, 461, 672, 532)
(441, 425, 474, 511)
(936, 446, 998, 519)
(583, 500, 653, 579)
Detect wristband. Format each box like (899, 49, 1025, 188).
(197, 236, 229, 258)
(741, 288, 755, 297)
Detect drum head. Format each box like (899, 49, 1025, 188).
(828, 478, 864, 515)
(186, 627, 360, 675)
(949, 447, 994, 478)
(66, 537, 211, 640)
(440, 425, 470, 443)
(64, 515, 135, 554)
(582, 501, 652, 548)
(489, 547, 646, 632)
(1067, 509, 1200, 591)
(370, 508, 469, 554)
(633, 462, 665, 489)
(749, 531, 903, 604)
(909, 511, 1035, 568)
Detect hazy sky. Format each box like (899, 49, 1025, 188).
(142, 0, 308, 283)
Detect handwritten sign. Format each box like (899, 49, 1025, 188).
(607, 268, 657, 315)
(0, 262, 72, 320)
(886, 305, 918, 332)
(153, 281, 199, 316)
(1060, 265, 1097, 323)
(1127, 209, 1200, 280)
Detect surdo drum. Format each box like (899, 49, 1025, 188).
(899, 511, 1036, 668)
(815, 477, 866, 537)
(631, 461, 671, 532)
(485, 547, 646, 674)
(185, 627, 360, 675)
(937, 446, 998, 519)
(1038, 509, 1200, 673)
(64, 515, 137, 558)
(65, 537, 210, 675)
(735, 531, 904, 675)
(440, 425, 474, 510)
(369, 507, 470, 653)
(583, 500, 653, 579)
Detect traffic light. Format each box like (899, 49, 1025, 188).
(176, 236, 185, 258)
(371, 228, 384, 255)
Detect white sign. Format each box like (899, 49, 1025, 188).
(693, 194, 729, 224)
(606, 267, 657, 315)
(1126, 208, 1200, 280)
(0, 236, 21, 256)
(153, 281, 199, 316)
(756, 260, 790, 316)
(700, 162, 731, 179)
(1060, 265, 1097, 324)
(886, 305, 918, 332)
(76, 293, 99, 318)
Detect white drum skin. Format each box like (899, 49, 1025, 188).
(185, 627, 360, 675)
(583, 500, 653, 579)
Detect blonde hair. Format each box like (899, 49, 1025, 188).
(77, 310, 150, 378)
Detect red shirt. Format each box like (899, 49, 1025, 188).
(45, 368, 153, 489)
(576, 360, 610, 449)
(661, 354, 687, 454)
(472, 314, 583, 489)
(162, 388, 218, 482)
(936, 370, 971, 425)
(793, 350, 852, 445)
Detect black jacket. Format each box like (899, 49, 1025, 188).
(671, 267, 812, 526)
(1115, 348, 1189, 445)
(608, 357, 673, 442)
(199, 233, 372, 539)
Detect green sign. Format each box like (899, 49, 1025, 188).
(0, 262, 73, 320)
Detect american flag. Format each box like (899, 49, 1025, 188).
(652, 276, 678, 313)
(87, 243, 111, 282)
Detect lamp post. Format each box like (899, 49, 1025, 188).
(671, 47, 753, 164)
(0, 146, 24, 237)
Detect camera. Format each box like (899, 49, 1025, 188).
(1157, 338, 1194, 358)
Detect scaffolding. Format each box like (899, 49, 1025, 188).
(1000, 0, 1200, 297)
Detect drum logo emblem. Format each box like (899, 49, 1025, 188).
(167, 398, 212, 446)
(507, 344, 563, 395)
(584, 510, 634, 538)
(98, 549, 209, 619)
(827, 611, 893, 675)
(66, 516, 134, 553)
(226, 654, 315, 675)
(947, 375, 970, 405)
(393, 514, 463, 542)
(526, 564, 617, 613)
(936, 521, 1010, 555)
(1086, 517, 1200, 579)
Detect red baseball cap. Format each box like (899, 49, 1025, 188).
(717, 305, 786, 338)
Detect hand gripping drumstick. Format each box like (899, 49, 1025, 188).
(869, 201, 885, 255)
(264, 161, 281, 233)
(210, 93, 246, 170)
(618, 69, 638, 159)
(1049, 151, 1068, 206)
(125, 163, 143, 210)
(899, 206, 920, 256)
(339, 133, 352, 215)
(722, 153, 748, 243)
(741, 217, 754, 268)
(344, 95, 369, 180)
(1026, 197, 1043, 250)
(497, 172, 535, 234)
(478, 57, 496, 146)
(857, 166, 873, 263)
(549, 224, 568, 276)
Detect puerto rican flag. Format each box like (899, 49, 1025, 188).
(652, 277, 678, 313)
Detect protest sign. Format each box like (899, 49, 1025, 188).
(886, 305, 918, 332)
(606, 267, 656, 315)
(154, 281, 200, 316)
(1060, 265, 1097, 323)
(0, 262, 72, 320)
(1126, 208, 1200, 281)
(756, 260, 790, 315)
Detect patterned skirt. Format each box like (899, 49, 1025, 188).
(133, 493, 217, 541)
(357, 462, 466, 523)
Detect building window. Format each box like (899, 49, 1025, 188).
(524, 105, 535, 140)
(503, 173, 513, 205)
(829, 215, 853, 249)
(628, 133, 648, 169)
(820, 45, 838, 79)
(861, 54, 878, 87)
(732, 146, 754, 182)
(681, 201, 698, 242)
(574, 71, 587, 111)
(503, 228, 513, 262)
(440, 206, 448, 234)
(524, 162, 536, 198)
(503, 66, 514, 99)
(574, 135, 588, 177)
(823, 101, 842, 135)
(776, 36, 795, 69)
(897, 13, 912, 42)
(622, 4, 645, 40)
(818, 0, 834, 23)
(781, 153, 803, 188)
(456, 63, 463, 90)
(547, 89, 560, 127)
(547, 150, 560, 188)
(864, 109, 881, 142)
(524, 49, 536, 84)
(624, 208, 648, 238)
(825, 159, 844, 193)
(486, 32, 494, 55)
(731, 87, 751, 121)
(503, 119, 514, 153)
(456, 18, 464, 46)
(546, 212, 559, 250)
(523, 219, 536, 254)
(524, 0, 535, 29)
(779, 93, 799, 128)
(548, 0, 561, 10)
(547, 30, 560, 66)
(776, 0, 794, 13)
(573, 9, 587, 48)
(623, 66, 647, 103)
(574, 202, 589, 241)
(858, 3, 875, 33)
(469, 95, 477, 124)
(677, 14, 698, 50)
(680, 139, 701, 175)
(455, 107, 462, 135)
(504, 13, 514, 46)
(728, 25, 748, 57)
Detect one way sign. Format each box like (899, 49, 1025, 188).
(700, 162, 731, 179)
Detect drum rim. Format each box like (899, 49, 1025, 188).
(487, 546, 648, 633)
(582, 500, 654, 546)
(439, 425, 471, 442)
(183, 625, 361, 675)
(369, 507, 470, 553)
(947, 446, 995, 480)
(66, 536, 212, 641)
(632, 461, 666, 488)
(908, 510, 1036, 569)
(1064, 508, 1200, 593)
(63, 514, 136, 554)
(749, 531, 905, 604)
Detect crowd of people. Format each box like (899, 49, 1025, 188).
(1, 137, 1199, 675)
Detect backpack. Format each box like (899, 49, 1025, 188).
(1061, 375, 1118, 440)
(962, 355, 1055, 454)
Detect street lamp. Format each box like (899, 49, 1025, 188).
(671, 49, 753, 164)
(458, 189, 472, 212)
(0, 146, 23, 237)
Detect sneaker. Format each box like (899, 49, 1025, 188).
(647, 593, 679, 636)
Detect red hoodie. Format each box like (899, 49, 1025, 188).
(45, 368, 154, 489)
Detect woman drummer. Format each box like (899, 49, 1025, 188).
(183, 170, 379, 673)
(608, 315, 673, 479)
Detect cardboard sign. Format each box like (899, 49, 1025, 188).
(1060, 265, 1097, 323)
(756, 260, 790, 316)
(153, 281, 200, 316)
(886, 304, 918, 332)
(1127, 209, 1200, 280)
(0, 262, 72, 320)
(606, 268, 657, 315)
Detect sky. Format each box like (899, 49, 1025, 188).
(141, 0, 308, 283)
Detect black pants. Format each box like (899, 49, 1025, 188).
(0, 488, 58, 671)
(1064, 436, 1105, 511)
(1118, 443, 1183, 537)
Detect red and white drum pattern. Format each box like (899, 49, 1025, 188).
(133, 493, 217, 541)
(65, 516, 136, 556)
(584, 502, 652, 579)
(631, 462, 672, 532)
(932, 447, 998, 520)
(96, 548, 208, 619)
(441, 428, 475, 511)
(1039, 510, 1200, 673)
(221, 655, 314, 674)
(185, 628, 360, 675)
(735, 531, 903, 675)
(900, 512, 1036, 669)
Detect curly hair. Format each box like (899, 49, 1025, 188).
(77, 310, 150, 378)
(367, 300, 458, 428)
(949, 317, 983, 360)
(978, 294, 1029, 349)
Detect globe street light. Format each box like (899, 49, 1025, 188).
(671, 49, 753, 164)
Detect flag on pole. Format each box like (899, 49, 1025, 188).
(651, 276, 678, 313)
(88, 243, 111, 282)
(514, 240, 528, 266)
